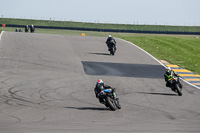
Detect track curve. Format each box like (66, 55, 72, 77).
(0, 32, 200, 133)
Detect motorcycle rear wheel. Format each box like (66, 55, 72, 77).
(110, 47, 115, 55)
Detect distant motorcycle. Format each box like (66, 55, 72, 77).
(169, 77, 182, 96)
(99, 89, 121, 111)
(15, 28, 19, 32)
(15, 28, 22, 32)
(30, 25, 35, 33)
(25, 25, 29, 32)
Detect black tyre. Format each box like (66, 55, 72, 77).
(105, 96, 117, 111)
(175, 84, 182, 96)
(110, 47, 115, 55)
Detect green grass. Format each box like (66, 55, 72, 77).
(1, 18, 200, 32)
(118, 35, 200, 74)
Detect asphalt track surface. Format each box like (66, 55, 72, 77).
(0, 32, 200, 133)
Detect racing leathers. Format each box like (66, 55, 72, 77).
(164, 69, 182, 88)
(94, 82, 118, 104)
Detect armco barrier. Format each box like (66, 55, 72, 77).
(2, 24, 200, 35)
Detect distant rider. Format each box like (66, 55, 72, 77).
(30, 25, 35, 33)
(94, 79, 120, 107)
(164, 67, 182, 88)
(25, 25, 29, 32)
(106, 35, 117, 50)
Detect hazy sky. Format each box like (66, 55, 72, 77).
(1, 0, 200, 26)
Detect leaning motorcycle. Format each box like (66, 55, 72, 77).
(99, 89, 121, 111)
(170, 77, 182, 96)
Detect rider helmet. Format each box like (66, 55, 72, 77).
(97, 79, 103, 83)
(108, 35, 112, 37)
(166, 67, 172, 73)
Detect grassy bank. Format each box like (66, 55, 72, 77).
(1, 18, 200, 32)
(118, 35, 200, 74)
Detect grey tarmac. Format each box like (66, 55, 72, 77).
(0, 32, 200, 133)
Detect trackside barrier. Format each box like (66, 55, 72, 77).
(2, 24, 200, 35)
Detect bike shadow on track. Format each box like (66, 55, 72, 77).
(137, 92, 177, 96)
(88, 52, 111, 56)
(66, 106, 110, 111)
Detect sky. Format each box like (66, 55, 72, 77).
(1, 0, 200, 26)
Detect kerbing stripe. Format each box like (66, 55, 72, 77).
(176, 72, 194, 74)
(179, 74, 200, 77)
(173, 69, 192, 73)
(184, 79, 200, 81)
(182, 77, 200, 79)
(167, 65, 179, 68)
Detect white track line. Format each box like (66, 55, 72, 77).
(0, 31, 4, 41)
(118, 38, 200, 90)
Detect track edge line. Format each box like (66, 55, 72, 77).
(0, 31, 4, 41)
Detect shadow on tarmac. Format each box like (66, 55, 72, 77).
(88, 52, 111, 55)
(137, 92, 177, 96)
(66, 106, 110, 111)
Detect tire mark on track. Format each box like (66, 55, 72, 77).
(0, 57, 70, 71)
(122, 101, 176, 121)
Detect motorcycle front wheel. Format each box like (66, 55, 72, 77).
(105, 96, 117, 111)
(175, 84, 182, 96)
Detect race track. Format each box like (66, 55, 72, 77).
(0, 32, 200, 133)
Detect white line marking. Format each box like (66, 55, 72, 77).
(117, 38, 200, 90)
(0, 31, 4, 41)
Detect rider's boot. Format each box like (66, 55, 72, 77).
(166, 82, 170, 87)
(99, 98, 105, 104)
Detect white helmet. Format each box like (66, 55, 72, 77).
(108, 35, 112, 37)
(167, 67, 171, 70)
(166, 67, 171, 72)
